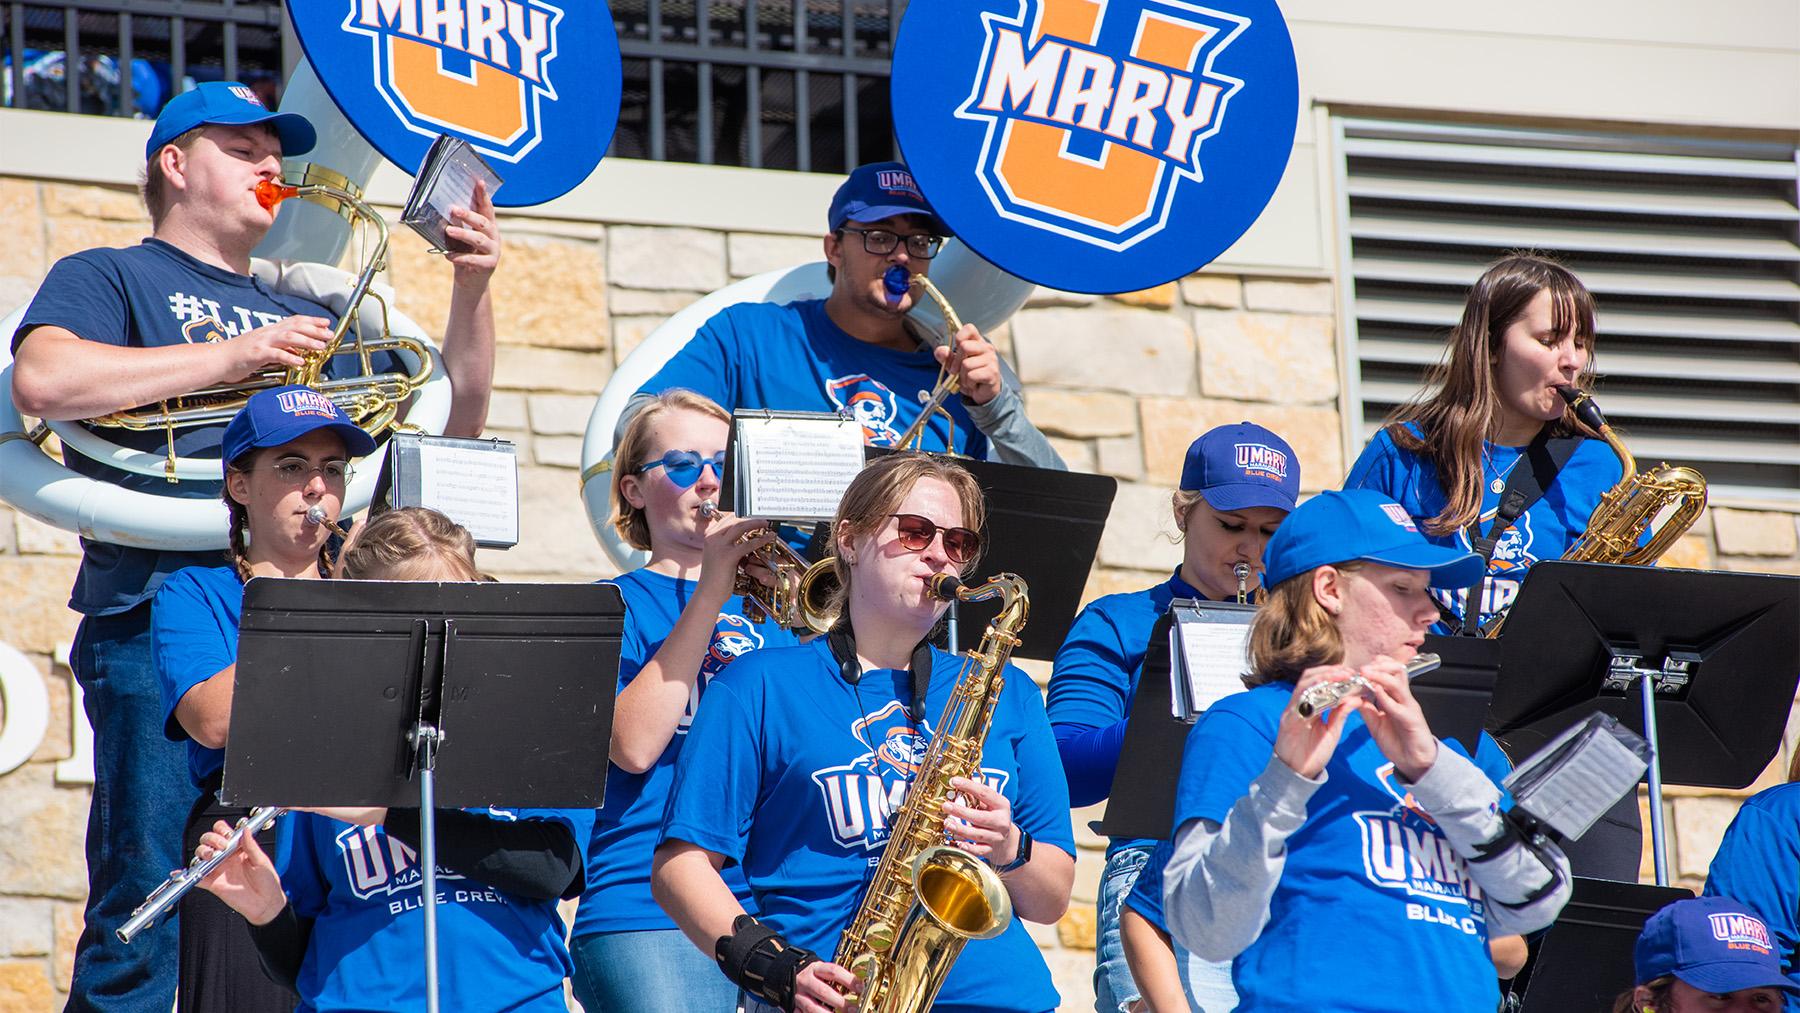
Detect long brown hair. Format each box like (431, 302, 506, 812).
(829, 452, 986, 627)
(1384, 253, 1599, 536)
(1244, 562, 1365, 687)
(611, 389, 731, 551)
(337, 507, 480, 581)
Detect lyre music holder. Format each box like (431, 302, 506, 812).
(1487, 561, 1800, 886)
(222, 578, 625, 1013)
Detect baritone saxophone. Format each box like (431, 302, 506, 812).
(833, 572, 1029, 1013)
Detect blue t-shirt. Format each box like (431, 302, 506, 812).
(636, 299, 989, 459)
(1344, 424, 1620, 629)
(570, 567, 796, 937)
(1172, 682, 1515, 1013)
(275, 806, 594, 1013)
(150, 565, 244, 788)
(14, 239, 402, 616)
(659, 638, 1073, 1013)
(1123, 837, 1174, 934)
(1704, 782, 1800, 1011)
(1046, 570, 1205, 844)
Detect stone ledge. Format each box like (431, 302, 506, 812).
(1712, 507, 1799, 557)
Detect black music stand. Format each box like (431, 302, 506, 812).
(1488, 561, 1800, 885)
(1509, 878, 1692, 1012)
(869, 447, 1116, 660)
(221, 578, 625, 1013)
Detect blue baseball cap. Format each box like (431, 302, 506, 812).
(1181, 422, 1300, 513)
(1636, 897, 1799, 995)
(145, 82, 316, 161)
(1262, 489, 1482, 590)
(828, 162, 951, 236)
(220, 385, 377, 477)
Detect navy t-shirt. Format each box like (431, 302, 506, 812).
(14, 238, 401, 616)
(636, 299, 989, 459)
(660, 638, 1072, 1013)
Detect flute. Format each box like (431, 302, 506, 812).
(1292, 652, 1441, 720)
(117, 805, 286, 943)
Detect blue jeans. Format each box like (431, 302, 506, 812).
(65, 607, 195, 1013)
(1096, 845, 1237, 1013)
(571, 928, 740, 1013)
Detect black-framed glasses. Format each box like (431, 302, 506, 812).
(258, 458, 353, 484)
(838, 227, 943, 260)
(639, 449, 726, 489)
(889, 513, 981, 564)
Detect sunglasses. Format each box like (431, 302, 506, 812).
(639, 449, 726, 489)
(889, 513, 980, 565)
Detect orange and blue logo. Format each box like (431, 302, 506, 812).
(291, 1, 620, 205)
(893, 0, 1296, 293)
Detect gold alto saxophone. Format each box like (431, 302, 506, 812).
(83, 178, 433, 480)
(1482, 386, 1707, 636)
(834, 571, 1028, 1013)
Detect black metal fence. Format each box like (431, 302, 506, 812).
(1, 1, 902, 174)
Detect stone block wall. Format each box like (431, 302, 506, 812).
(2, 175, 1799, 1010)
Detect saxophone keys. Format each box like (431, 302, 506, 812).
(864, 923, 896, 952)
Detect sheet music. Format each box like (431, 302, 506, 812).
(1170, 614, 1251, 720)
(416, 441, 520, 546)
(738, 417, 865, 521)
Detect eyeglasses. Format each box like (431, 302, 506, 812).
(889, 513, 980, 565)
(256, 458, 353, 484)
(838, 227, 943, 260)
(639, 449, 726, 489)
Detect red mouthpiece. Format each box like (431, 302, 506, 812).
(255, 180, 298, 212)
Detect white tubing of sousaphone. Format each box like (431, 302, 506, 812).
(253, 58, 385, 268)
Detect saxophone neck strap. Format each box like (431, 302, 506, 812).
(1459, 429, 1584, 634)
(827, 625, 934, 725)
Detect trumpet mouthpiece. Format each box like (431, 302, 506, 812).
(699, 500, 720, 518)
(927, 573, 965, 601)
(304, 506, 328, 526)
(254, 179, 298, 212)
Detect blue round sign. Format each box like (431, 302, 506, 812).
(290, 0, 621, 207)
(892, 0, 1298, 294)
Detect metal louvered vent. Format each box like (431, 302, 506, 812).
(1334, 117, 1800, 503)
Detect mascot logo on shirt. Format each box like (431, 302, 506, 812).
(168, 292, 283, 344)
(1709, 912, 1774, 952)
(678, 615, 764, 733)
(1351, 762, 1486, 935)
(825, 374, 905, 446)
(337, 823, 466, 901)
(343, 0, 564, 161)
(1434, 512, 1538, 620)
(811, 701, 1009, 851)
(955, 0, 1247, 252)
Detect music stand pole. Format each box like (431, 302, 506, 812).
(1637, 670, 1669, 886)
(412, 722, 444, 1013)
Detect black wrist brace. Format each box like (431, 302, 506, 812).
(714, 914, 820, 1012)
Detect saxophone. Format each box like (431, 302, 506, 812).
(834, 572, 1029, 1013)
(1482, 385, 1706, 636)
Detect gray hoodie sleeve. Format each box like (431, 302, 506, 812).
(1161, 754, 1323, 963)
(961, 354, 1065, 470)
(1403, 746, 1572, 937)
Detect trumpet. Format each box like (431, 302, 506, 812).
(699, 501, 839, 634)
(1293, 653, 1441, 720)
(117, 805, 286, 943)
(1233, 562, 1250, 605)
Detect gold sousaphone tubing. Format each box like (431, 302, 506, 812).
(83, 179, 434, 478)
(885, 265, 966, 453)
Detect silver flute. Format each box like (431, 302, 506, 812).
(1233, 562, 1250, 604)
(116, 805, 286, 943)
(1293, 652, 1441, 720)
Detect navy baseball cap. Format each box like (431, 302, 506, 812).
(1262, 489, 1482, 590)
(145, 82, 316, 160)
(828, 162, 950, 236)
(1636, 897, 1799, 995)
(220, 385, 377, 476)
(1181, 422, 1300, 513)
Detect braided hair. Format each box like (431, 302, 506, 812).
(223, 449, 334, 583)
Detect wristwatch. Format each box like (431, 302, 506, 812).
(992, 826, 1033, 874)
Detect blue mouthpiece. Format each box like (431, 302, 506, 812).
(883, 266, 912, 307)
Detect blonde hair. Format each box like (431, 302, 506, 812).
(1244, 562, 1366, 687)
(337, 507, 481, 582)
(611, 390, 732, 551)
(830, 452, 986, 627)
